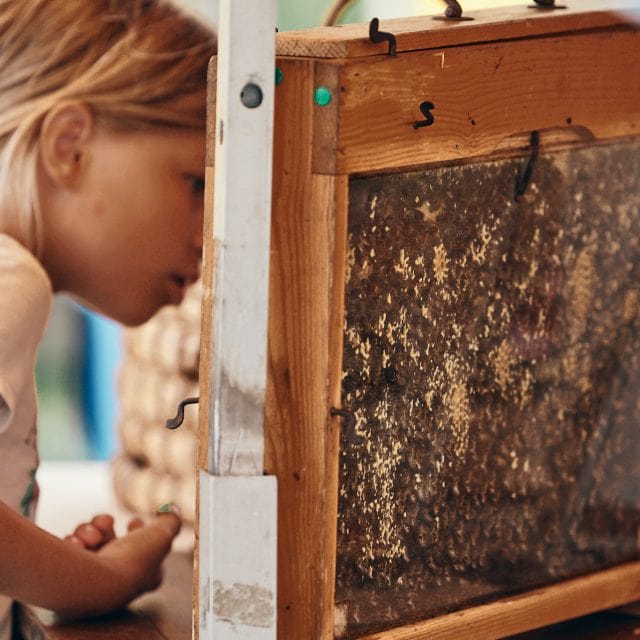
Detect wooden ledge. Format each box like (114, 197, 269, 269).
(360, 561, 640, 640)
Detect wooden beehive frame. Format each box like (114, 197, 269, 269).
(198, 2, 640, 638)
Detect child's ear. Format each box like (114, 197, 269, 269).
(39, 101, 94, 188)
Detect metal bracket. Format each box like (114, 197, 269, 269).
(208, 0, 276, 477)
(198, 0, 278, 638)
(199, 473, 277, 639)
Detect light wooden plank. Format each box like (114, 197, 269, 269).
(323, 174, 349, 638)
(193, 56, 217, 640)
(276, 2, 640, 59)
(309, 28, 640, 175)
(359, 561, 640, 640)
(264, 57, 345, 640)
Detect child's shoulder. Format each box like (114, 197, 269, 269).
(0, 232, 47, 275)
(0, 232, 52, 317)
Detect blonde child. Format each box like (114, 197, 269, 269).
(0, 1, 215, 636)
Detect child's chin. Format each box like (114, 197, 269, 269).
(109, 303, 160, 327)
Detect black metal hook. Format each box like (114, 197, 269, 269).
(330, 407, 364, 445)
(530, 0, 567, 9)
(368, 17, 397, 57)
(515, 130, 540, 202)
(433, 0, 473, 21)
(413, 101, 436, 129)
(444, 0, 463, 18)
(166, 397, 199, 429)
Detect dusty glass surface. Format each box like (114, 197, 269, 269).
(336, 140, 640, 638)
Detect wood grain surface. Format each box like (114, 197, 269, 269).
(357, 561, 640, 640)
(309, 28, 640, 175)
(263, 57, 348, 640)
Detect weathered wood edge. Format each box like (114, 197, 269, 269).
(324, 175, 349, 638)
(358, 561, 640, 640)
(275, 2, 640, 59)
(193, 55, 217, 640)
(265, 57, 345, 639)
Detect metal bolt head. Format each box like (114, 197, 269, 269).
(240, 83, 263, 108)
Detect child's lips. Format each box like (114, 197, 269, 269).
(170, 271, 199, 287)
(167, 273, 194, 303)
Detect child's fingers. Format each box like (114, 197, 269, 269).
(72, 523, 105, 550)
(90, 514, 116, 544)
(64, 514, 116, 550)
(63, 534, 85, 547)
(127, 517, 145, 533)
(155, 503, 182, 537)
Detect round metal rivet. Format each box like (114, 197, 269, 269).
(240, 83, 263, 108)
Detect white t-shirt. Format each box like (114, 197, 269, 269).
(0, 233, 52, 640)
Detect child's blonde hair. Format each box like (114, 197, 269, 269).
(0, 0, 216, 256)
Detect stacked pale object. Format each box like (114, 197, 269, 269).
(113, 280, 202, 525)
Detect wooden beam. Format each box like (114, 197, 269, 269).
(276, 1, 640, 59)
(309, 28, 640, 175)
(264, 57, 347, 640)
(359, 561, 640, 640)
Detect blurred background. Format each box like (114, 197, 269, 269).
(37, 0, 515, 465)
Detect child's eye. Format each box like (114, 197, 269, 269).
(188, 175, 205, 194)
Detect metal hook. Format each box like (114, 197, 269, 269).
(530, 0, 567, 9)
(413, 101, 436, 129)
(433, 1, 473, 22)
(330, 407, 364, 445)
(515, 130, 540, 202)
(166, 396, 199, 429)
(368, 17, 397, 57)
(444, 0, 463, 18)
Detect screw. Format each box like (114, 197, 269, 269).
(240, 83, 263, 108)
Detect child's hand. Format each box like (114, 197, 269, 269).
(64, 513, 117, 550)
(64, 513, 150, 551)
(0, 500, 182, 619)
(92, 507, 182, 600)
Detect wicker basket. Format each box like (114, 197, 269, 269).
(113, 280, 201, 525)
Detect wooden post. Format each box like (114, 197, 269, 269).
(196, 0, 277, 637)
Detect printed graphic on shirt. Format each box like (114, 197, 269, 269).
(20, 468, 38, 518)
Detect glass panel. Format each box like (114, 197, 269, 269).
(336, 140, 640, 637)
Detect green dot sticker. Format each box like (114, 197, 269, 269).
(314, 86, 332, 107)
(275, 67, 283, 86)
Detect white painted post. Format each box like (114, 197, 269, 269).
(198, 0, 277, 637)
